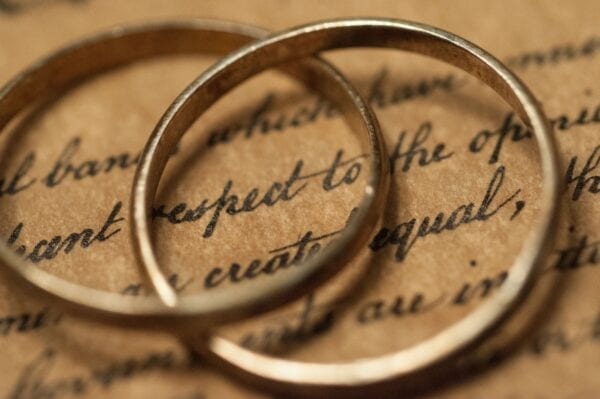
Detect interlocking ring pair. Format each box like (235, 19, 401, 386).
(0, 18, 559, 397)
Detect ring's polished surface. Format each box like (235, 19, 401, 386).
(141, 18, 559, 396)
(0, 20, 389, 330)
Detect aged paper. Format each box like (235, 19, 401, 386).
(0, 0, 598, 397)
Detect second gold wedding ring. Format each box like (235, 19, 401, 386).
(130, 18, 560, 396)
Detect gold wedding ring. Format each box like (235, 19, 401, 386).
(0, 20, 389, 330)
(129, 18, 560, 396)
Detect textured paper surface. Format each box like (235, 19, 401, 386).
(0, 1, 598, 397)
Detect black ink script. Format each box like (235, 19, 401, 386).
(240, 294, 335, 353)
(0, 152, 36, 197)
(9, 347, 184, 399)
(469, 103, 600, 164)
(0, 307, 61, 336)
(6, 201, 124, 263)
(389, 121, 454, 174)
(369, 166, 521, 262)
(553, 230, 600, 271)
(203, 209, 357, 289)
(565, 145, 600, 201)
(242, 269, 508, 352)
(527, 313, 600, 357)
(42, 137, 139, 189)
(507, 36, 600, 70)
(153, 150, 363, 238)
(207, 69, 462, 147)
(121, 273, 192, 296)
